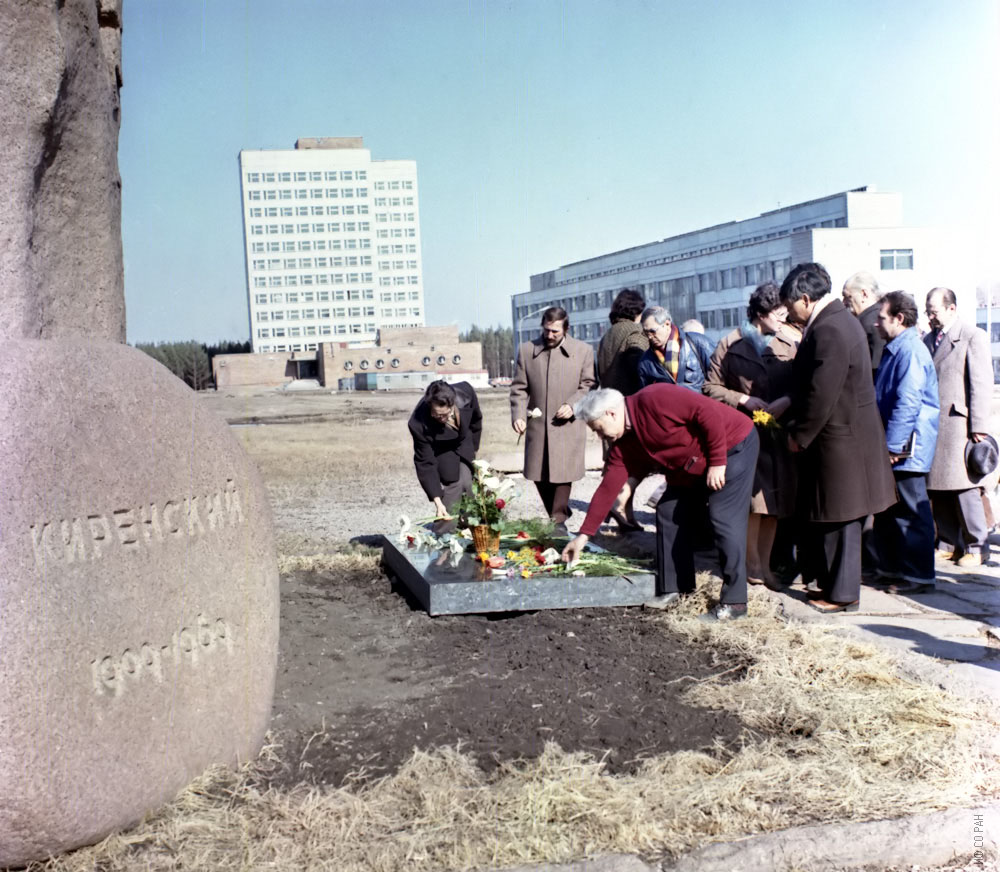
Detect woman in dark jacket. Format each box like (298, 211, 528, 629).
(596, 288, 647, 530)
(408, 380, 482, 531)
(703, 281, 799, 587)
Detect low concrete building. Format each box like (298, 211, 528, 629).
(212, 325, 484, 390)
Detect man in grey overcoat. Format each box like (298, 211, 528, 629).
(924, 287, 994, 566)
(511, 307, 596, 532)
(781, 263, 897, 612)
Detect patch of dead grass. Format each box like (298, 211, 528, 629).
(25, 576, 1000, 872)
(277, 547, 382, 574)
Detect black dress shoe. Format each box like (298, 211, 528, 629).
(698, 603, 748, 622)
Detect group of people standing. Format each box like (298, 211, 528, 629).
(409, 260, 995, 623)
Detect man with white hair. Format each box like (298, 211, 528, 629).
(842, 271, 885, 379)
(561, 384, 758, 622)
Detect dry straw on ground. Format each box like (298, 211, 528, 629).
(24, 575, 1000, 872)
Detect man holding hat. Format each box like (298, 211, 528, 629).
(924, 287, 995, 567)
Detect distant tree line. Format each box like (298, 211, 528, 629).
(135, 340, 251, 390)
(460, 325, 514, 379)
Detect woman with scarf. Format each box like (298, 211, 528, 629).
(703, 281, 799, 587)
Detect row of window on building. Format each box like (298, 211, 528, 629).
(245, 171, 416, 190)
(517, 252, 916, 328)
(248, 214, 414, 236)
(543, 219, 852, 289)
(254, 289, 375, 305)
(248, 230, 416, 256)
(252, 275, 420, 289)
(254, 306, 421, 323)
(258, 307, 375, 322)
(246, 170, 369, 183)
(257, 323, 376, 339)
(252, 273, 372, 288)
(531, 251, 917, 320)
(250, 256, 420, 272)
(248, 209, 371, 226)
(247, 187, 368, 201)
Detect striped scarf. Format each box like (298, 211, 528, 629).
(653, 323, 682, 382)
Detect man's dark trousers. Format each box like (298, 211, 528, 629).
(802, 519, 864, 603)
(875, 471, 935, 582)
(654, 429, 758, 604)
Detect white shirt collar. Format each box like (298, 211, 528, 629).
(803, 294, 838, 336)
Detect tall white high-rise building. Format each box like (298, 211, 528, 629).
(238, 137, 425, 353)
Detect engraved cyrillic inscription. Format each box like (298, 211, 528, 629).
(90, 615, 234, 698)
(30, 479, 244, 570)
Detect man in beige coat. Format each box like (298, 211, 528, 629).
(924, 287, 994, 566)
(511, 307, 596, 533)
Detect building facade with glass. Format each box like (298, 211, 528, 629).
(512, 187, 959, 351)
(239, 138, 425, 354)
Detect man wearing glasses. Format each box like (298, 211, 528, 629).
(924, 287, 994, 567)
(636, 306, 707, 392)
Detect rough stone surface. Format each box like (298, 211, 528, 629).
(0, 340, 279, 866)
(663, 802, 1000, 872)
(0, 0, 125, 341)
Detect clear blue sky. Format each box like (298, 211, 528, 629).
(120, 0, 998, 344)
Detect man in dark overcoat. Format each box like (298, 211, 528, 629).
(510, 307, 596, 532)
(924, 287, 994, 566)
(842, 271, 885, 379)
(781, 263, 897, 612)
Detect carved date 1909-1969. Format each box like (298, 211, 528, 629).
(91, 614, 234, 698)
(30, 479, 244, 571)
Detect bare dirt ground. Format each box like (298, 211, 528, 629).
(266, 564, 746, 789)
(207, 387, 750, 788)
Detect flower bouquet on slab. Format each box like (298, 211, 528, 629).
(454, 460, 517, 555)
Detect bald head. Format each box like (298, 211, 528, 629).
(926, 287, 958, 332)
(842, 271, 881, 315)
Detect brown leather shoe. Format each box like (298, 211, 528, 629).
(807, 599, 859, 613)
(955, 552, 984, 568)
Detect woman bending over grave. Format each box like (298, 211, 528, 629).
(408, 380, 483, 533)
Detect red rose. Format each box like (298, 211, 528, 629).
(516, 531, 529, 539)
(495, 498, 506, 509)
(406, 535, 415, 545)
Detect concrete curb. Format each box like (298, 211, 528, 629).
(498, 803, 1000, 872)
(662, 802, 1000, 871)
(503, 855, 654, 872)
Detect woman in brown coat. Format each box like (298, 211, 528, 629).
(596, 288, 647, 530)
(704, 281, 799, 586)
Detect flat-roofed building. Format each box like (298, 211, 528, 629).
(513, 187, 966, 351)
(239, 137, 425, 354)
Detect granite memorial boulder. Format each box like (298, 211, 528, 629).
(0, 339, 280, 865)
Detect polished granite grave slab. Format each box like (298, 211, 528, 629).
(381, 536, 655, 616)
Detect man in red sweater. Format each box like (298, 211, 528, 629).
(561, 384, 758, 621)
